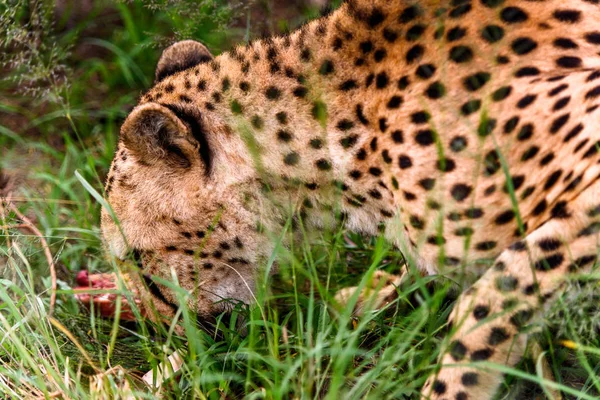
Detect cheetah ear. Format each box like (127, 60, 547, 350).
(155, 40, 213, 82)
(121, 103, 199, 169)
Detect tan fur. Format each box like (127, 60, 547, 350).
(102, 1, 600, 397)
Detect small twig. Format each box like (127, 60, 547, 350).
(3, 193, 57, 316)
(0, 224, 30, 231)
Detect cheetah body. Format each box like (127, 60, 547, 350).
(102, 1, 600, 398)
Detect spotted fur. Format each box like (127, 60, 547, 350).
(102, 1, 600, 398)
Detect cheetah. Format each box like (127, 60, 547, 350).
(98, 0, 600, 398)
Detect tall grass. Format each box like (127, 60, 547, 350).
(1, 0, 600, 398)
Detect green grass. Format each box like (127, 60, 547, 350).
(2, 0, 600, 398)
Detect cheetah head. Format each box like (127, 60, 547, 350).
(101, 41, 276, 318)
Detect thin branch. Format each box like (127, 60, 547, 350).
(3, 193, 57, 316)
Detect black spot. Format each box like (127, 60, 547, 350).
(415, 129, 436, 146)
(399, 5, 421, 23)
(387, 96, 403, 109)
(553, 96, 571, 111)
(432, 380, 447, 395)
(447, 26, 467, 42)
(239, 81, 250, 92)
(460, 99, 481, 115)
(316, 159, 331, 171)
(465, 207, 484, 219)
(556, 56, 582, 68)
(337, 119, 354, 131)
(419, 178, 436, 190)
(478, 117, 497, 137)
(391, 130, 404, 143)
(540, 153, 555, 166)
(437, 158, 456, 172)
(568, 255, 597, 272)
(532, 199, 548, 215)
(406, 24, 426, 41)
(585, 31, 600, 45)
(310, 138, 323, 149)
(476, 241, 497, 251)
(501, 7, 528, 23)
(265, 86, 281, 100)
(544, 169, 563, 190)
(451, 183, 472, 201)
(355, 104, 369, 125)
(496, 275, 518, 292)
(587, 70, 600, 82)
(516, 123, 533, 141)
(510, 309, 533, 329)
(415, 63, 436, 79)
(471, 348, 494, 361)
(450, 340, 467, 361)
(398, 76, 410, 89)
(578, 221, 600, 237)
(481, 25, 504, 43)
(473, 305, 490, 320)
(549, 113, 570, 134)
(399, 155, 413, 169)
(293, 86, 308, 98)
(406, 44, 425, 63)
(374, 49, 387, 62)
(409, 215, 425, 229)
(311, 101, 327, 122)
(450, 136, 468, 152)
(283, 152, 299, 166)
(449, 3, 472, 18)
(376, 72, 389, 89)
(449, 45, 473, 63)
(496, 55, 510, 64)
(511, 37, 537, 55)
(276, 111, 288, 124)
(340, 80, 358, 91)
(585, 85, 600, 99)
(515, 66, 540, 77)
(553, 9, 582, 23)
(481, 0, 504, 7)
(379, 118, 389, 132)
(583, 140, 600, 158)
(534, 253, 564, 271)
(411, 111, 431, 124)
(509, 240, 527, 251)
(549, 84, 569, 97)
(537, 238, 562, 252)
(369, 167, 382, 176)
(277, 130, 293, 142)
(553, 38, 579, 49)
(356, 148, 367, 160)
(495, 209, 515, 225)
(382, 150, 392, 163)
(484, 150, 501, 175)
(366, 7, 385, 27)
(251, 115, 264, 130)
(564, 124, 584, 142)
(425, 81, 446, 99)
(492, 86, 512, 101)
(462, 372, 479, 386)
(463, 72, 491, 91)
(516, 94, 537, 109)
(383, 28, 399, 42)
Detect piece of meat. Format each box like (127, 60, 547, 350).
(74, 270, 143, 321)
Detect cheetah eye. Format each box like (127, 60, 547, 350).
(131, 249, 144, 269)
